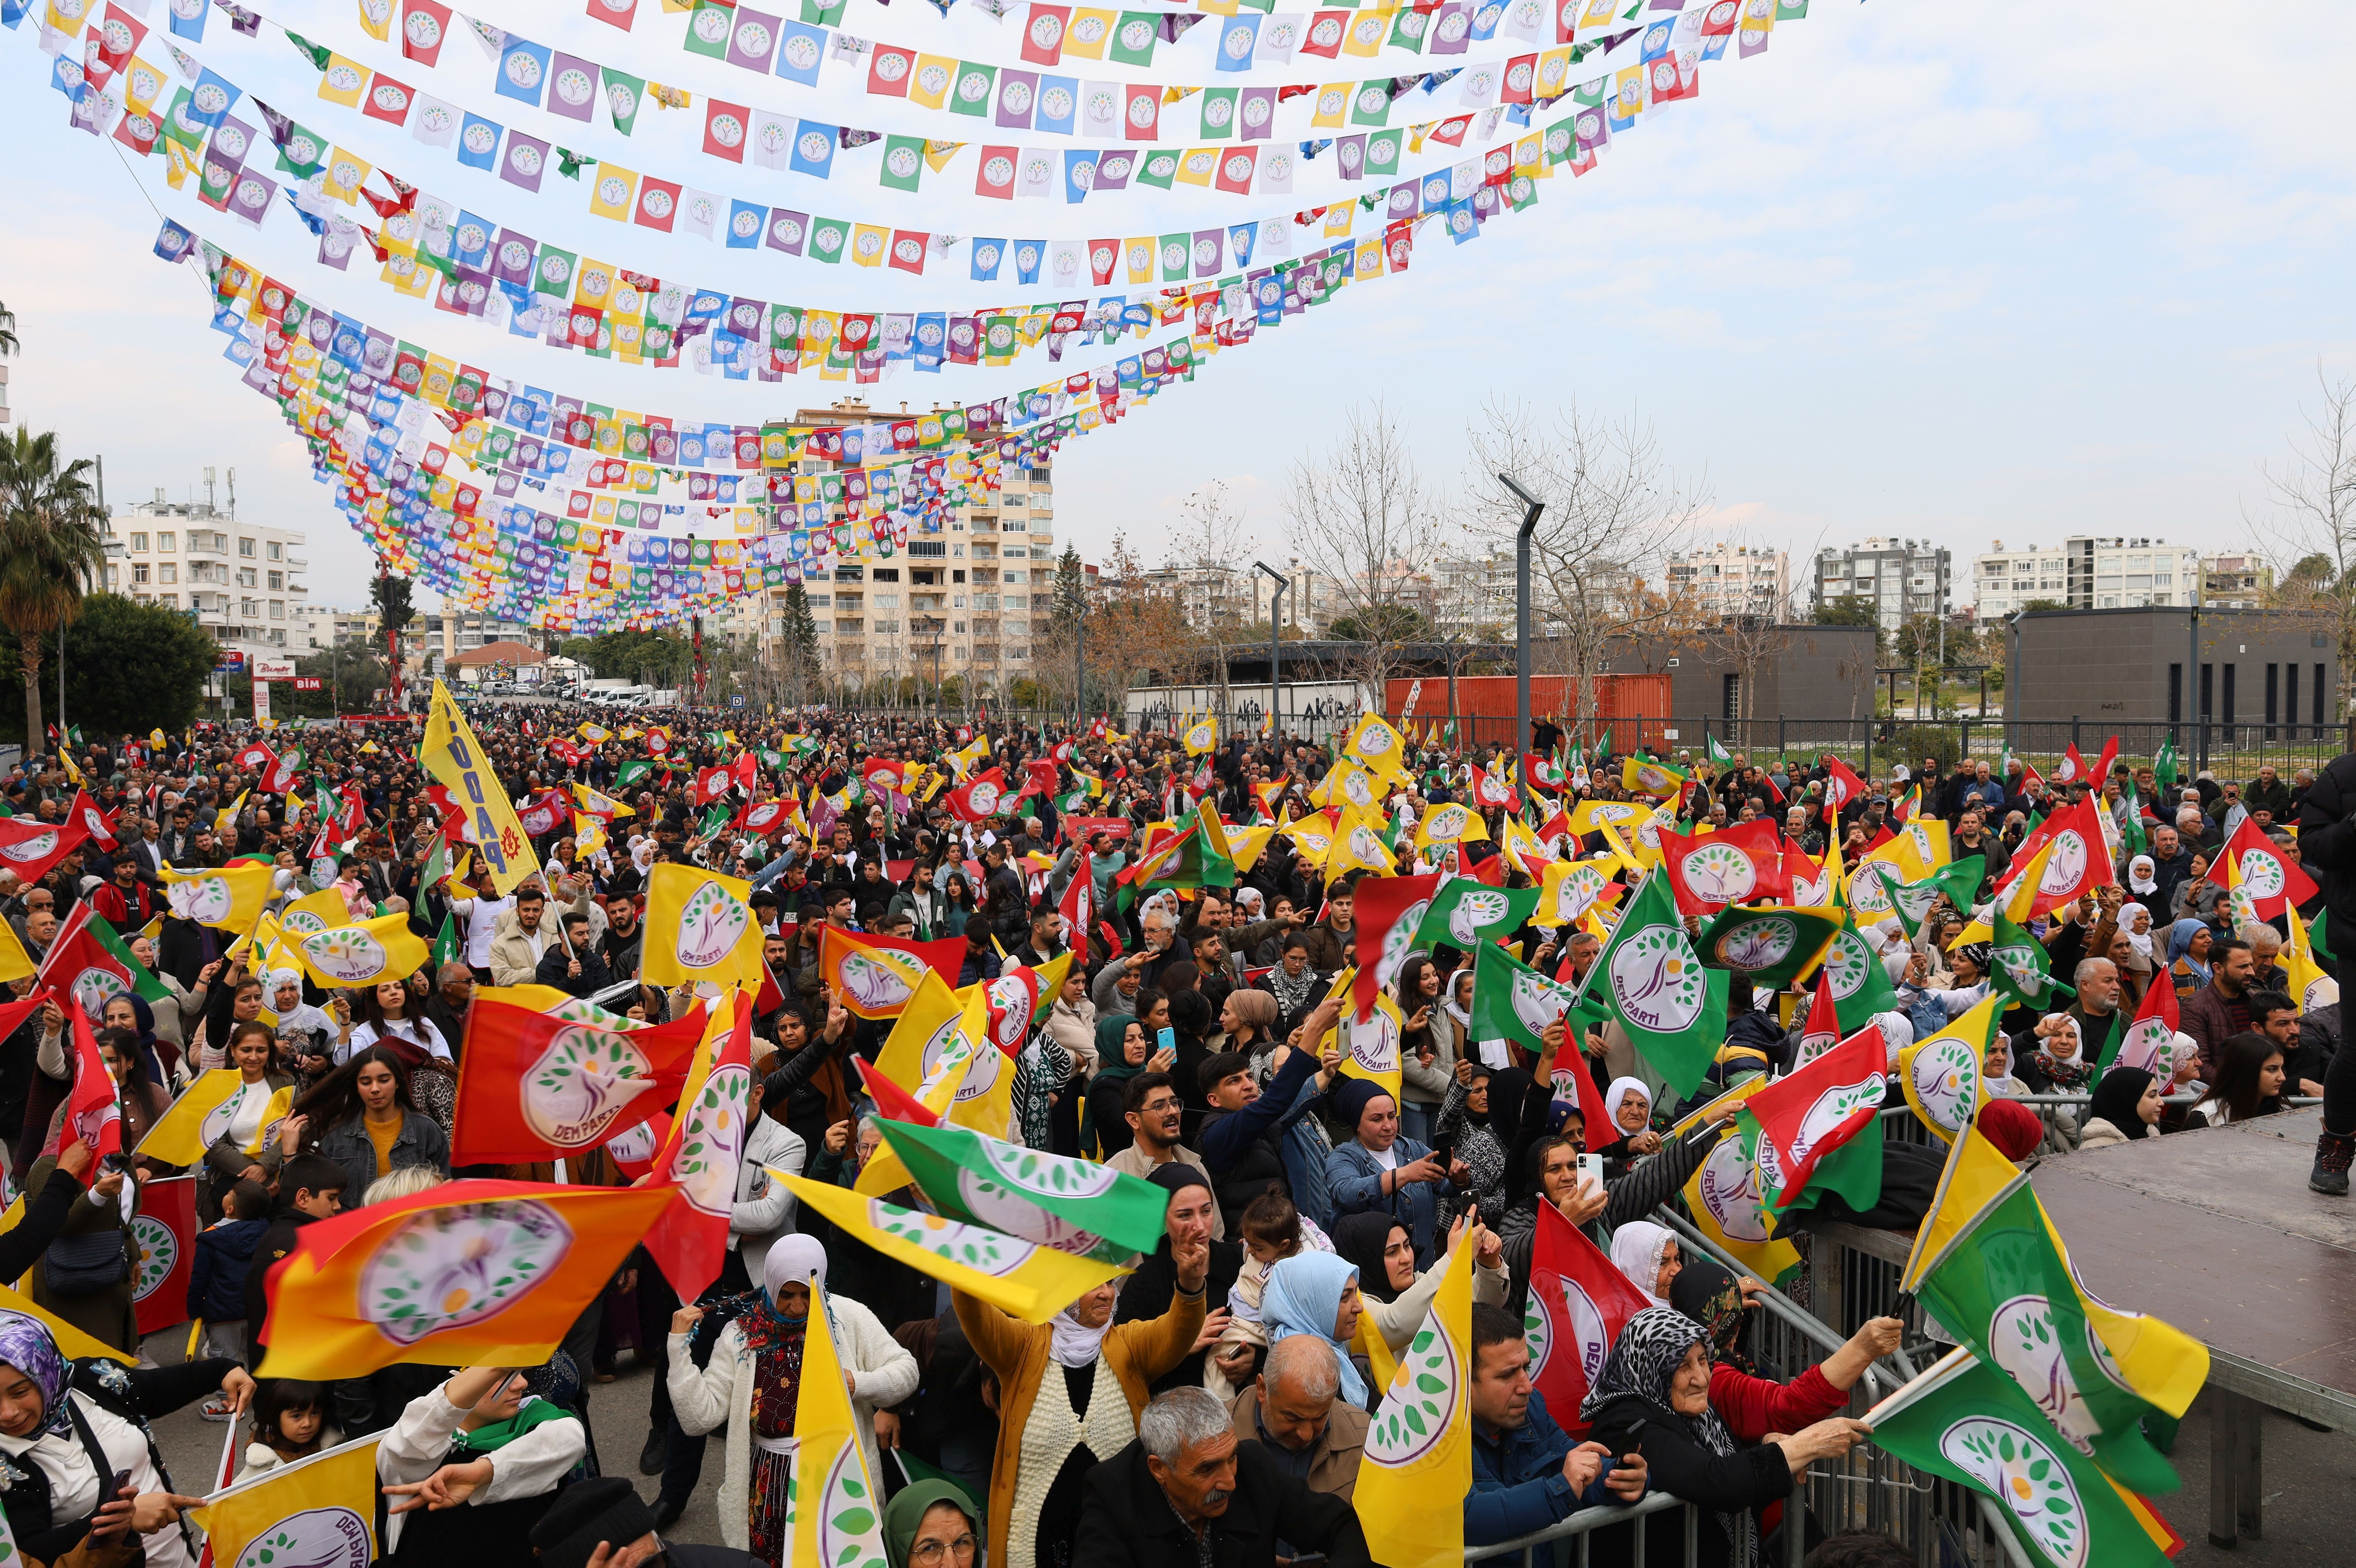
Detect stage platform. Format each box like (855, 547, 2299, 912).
(2030, 1107, 2356, 1549)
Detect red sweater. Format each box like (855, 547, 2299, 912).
(1710, 1362, 1850, 1445)
(1707, 1363, 1851, 1538)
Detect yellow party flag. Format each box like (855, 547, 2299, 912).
(1898, 994, 1999, 1143)
(641, 863, 765, 992)
(421, 679, 541, 895)
(1950, 835, 2054, 949)
(134, 1069, 268, 1166)
(1181, 713, 1218, 755)
(1566, 798, 1643, 839)
(1352, 1236, 1473, 1566)
(189, 1434, 384, 1566)
(1326, 989, 1404, 1107)
(1339, 713, 1412, 780)
(573, 812, 608, 858)
(0, 1282, 132, 1362)
(780, 1176, 1126, 1324)
(317, 57, 369, 108)
(1682, 1110, 1804, 1289)
(784, 1280, 891, 1568)
(1499, 816, 1554, 878)
(0, 914, 33, 985)
(1226, 821, 1278, 872)
(1412, 800, 1489, 850)
(1899, 1118, 2027, 1294)
(214, 789, 248, 839)
(277, 887, 352, 939)
(161, 861, 278, 932)
(291, 913, 432, 991)
(2283, 903, 2340, 1011)
(1281, 817, 1334, 869)
(1324, 806, 1397, 878)
(1351, 1305, 1399, 1398)
(857, 975, 985, 1196)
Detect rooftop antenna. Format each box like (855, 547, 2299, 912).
(227, 466, 237, 519)
(203, 466, 216, 514)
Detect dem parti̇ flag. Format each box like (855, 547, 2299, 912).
(449, 990, 711, 1164)
(1592, 870, 1726, 1098)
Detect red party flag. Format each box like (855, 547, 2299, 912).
(1350, 873, 1441, 1023)
(642, 994, 756, 1304)
(54, 1000, 122, 1161)
(132, 1174, 199, 1338)
(448, 994, 711, 1164)
(1821, 754, 1867, 812)
(67, 789, 119, 850)
(2107, 966, 2179, 1074)
(2221, 813, 2317, 920)
(1528, 1200, 1655, 1437)
(0, 816, 90, 883)
(1658, 819, 1787, 917)
(1793, 970, 1842, 1069)
(693, 764, 735, 806)
(944, 767, 1010, 823)
(1747, 1021, 1888, 1213)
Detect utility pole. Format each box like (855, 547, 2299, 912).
(1254, 561, 1289, 746)
(1497, 474, 1546, 757)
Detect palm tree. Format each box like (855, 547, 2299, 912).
(0, 429, 109, 745)
(0, 301, 17, 358)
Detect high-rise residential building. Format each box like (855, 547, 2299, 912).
(1971, 537, 2200, 618)
(1811, 537, 1951, 630)
(108, 491, 308, 662)
(2202, 553, 2277, 610)
(1666, 543, 1794, 621)
(726, 398, 1060, 697)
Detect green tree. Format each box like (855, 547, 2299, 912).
(0, 594, 215, 741)
(0, 429, 109, 744)
(1812, 593, 1880, 630)
(778, 584, 821, 703)
(0, 301, 17, 359)
(2019, 598, 2069, 613)
(1048, 544, 1088, 633)
(1328, 603, 1434, 644)
(370, 569, 415, 698)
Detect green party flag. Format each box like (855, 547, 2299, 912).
(757, 746, 787, 769)
(432, 910, 461, 971)
(602, 68, 646, 134)
(1802, 907, 1901, 1032)
(1469, 939, 1600, 1061)
(1592, 871, 1726, 1098)
(1412, 879, 1540, 953)
(1864, 1347, 2174, 1568)
(420, 834, 448, 890)
(1912, 1179, 2182, 1495)
(879, 134, 926, 192)
(1595, 726, 1611, 758)
(614, 759, 655, 789)
(1889, 855, 1986, 939)
(1695, 905, 1844, 989)
(2153, 734, 2180, 794)
(682, 0, 734, 59)
(1705, 733, 1736, 769)
(871, 1117, 1170, 1264)
(1756, 1105, 1884, 1219)
(1988, 907, 2072, 1012)
(2314, 907, 2335, 964)
(2118, 784, 2149, 861)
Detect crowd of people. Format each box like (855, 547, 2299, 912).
(0, 696, 2342, 1568)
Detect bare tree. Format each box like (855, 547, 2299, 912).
(1465, 399, 1711, 747)
(1286, 401, 1446, 707)
(1167, 480, 1255, 720)
(2253, 365, 2356, 719)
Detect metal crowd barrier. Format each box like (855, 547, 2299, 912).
(1463, 1492, 1700, 1566)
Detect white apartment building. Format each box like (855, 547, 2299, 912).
(1667, 543, 1793, 621)
(1812, 538, 1951, 630)
(725, 399, 1059, 698)
(109, 494, 308, 661)
(2202, 554, 2276, 610)
(1971, 537, 2199, 618)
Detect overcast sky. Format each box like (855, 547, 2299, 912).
(4, 1, 2353, 615)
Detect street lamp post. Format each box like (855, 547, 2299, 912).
(1253, 561, 1289, 746)
(1496, 474, 1545, 756)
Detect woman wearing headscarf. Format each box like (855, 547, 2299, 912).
(882, 1477, 982, 1568)
(94, 995, 170, 1100)
(1329, 1212, 1509, 1366)
(955, 1222, 1208, 1568)
(2115, 903, 2157, 1003)
(1324, 1080, 1455, 1268)
(1609, 1220, 1684, 1309)
(1260, 1251, 1372, 1411)
(0, 1310, 250, 1568)
(265, 970, 337, 1087)
(1581, 1308, 1871, 1568)
(666, 1234, 919, 1559)
(1594, 1078, 1662, 1165)
(1253, 932, 1324, 1041)
(375, 1360, 588, 1563)
(1431, 1060, 1522, 1226)
(1664, 1262, 1904, 1540)
(2168, 918, 2214, 1000)
(1085, 1015, 1160, 1158)
(2019, 1014, 2095, 1095)
(1114, 1166, 1244, 1395)
(2080, 1065, 2165, 1148)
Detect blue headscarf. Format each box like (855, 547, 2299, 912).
(1262, 1251, 1369, 1408)
(0, 1311, 73, 1436)
(2167, 918, 2212, 987)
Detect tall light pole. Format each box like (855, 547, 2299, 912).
(1253, 560, 1289, 747)
(1497, 474, 1545, 756)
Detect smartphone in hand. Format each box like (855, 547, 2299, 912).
(1156, 1026, 1175, 1057)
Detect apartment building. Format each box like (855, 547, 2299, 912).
(1666, 543, 1793, 621)
(1812, 538, 1951, 630)
(1971, 537, 2200, 618)
(109, 493, 308, 662)
(735, 399, 1060, 696)
(2202, 553, 2276, 610)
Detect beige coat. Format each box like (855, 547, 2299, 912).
(1226, 1384, 1369, 1500)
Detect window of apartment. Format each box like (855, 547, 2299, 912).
(236, 568, 256, 588)
(268, 541, 282, 560)
(912, 569, 939, 584)
(238, 537, 256, 557)
(270, 602, 284, 619)
(132, 564, 150, 585)
(954, 621, 967, 634)
(872, 619, 901, 633)
(807, 594, 832, 607)
(835, 566, 864, 582)
(873, 593, 899, 608)
(1028, 467, 1052, 481)
(130, 533, 148, 552)
(270, 629, 285, 645)
(871, 568, 899, 582)
(156, 592, 175, 607)
(268, 571, 284, 591)
(160, 564, 177, 585)
(158, 532, 176, 550)
(241, 598, 259, 617)
(953, 595, 967, 608)
(1005, 594, 1027, 608)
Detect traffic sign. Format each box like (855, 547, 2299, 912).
(729, 694, 745, 707)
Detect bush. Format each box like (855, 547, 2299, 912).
(1885, 725, 1961, 776)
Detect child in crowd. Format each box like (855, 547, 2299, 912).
(237, 1379, 335, 1482)
(188, 1178, 271, 1420)
(1205, 1189, 1334, 1397)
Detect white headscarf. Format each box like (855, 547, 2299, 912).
(763, 1233, 828, 1302)
(1048, 1294, 1115, 1368)
(2127, 856, 2157, 896)
(1609, 1219, 1678, 1309)
(2119, 903, 2153, 958)
(1604, 1077, 1650, 1134)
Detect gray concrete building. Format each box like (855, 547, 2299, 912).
(2005, 606, 2338, 733)
(1607, 622, 1879, 724)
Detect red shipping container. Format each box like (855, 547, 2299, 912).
(1385, 673, 1671, 750)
